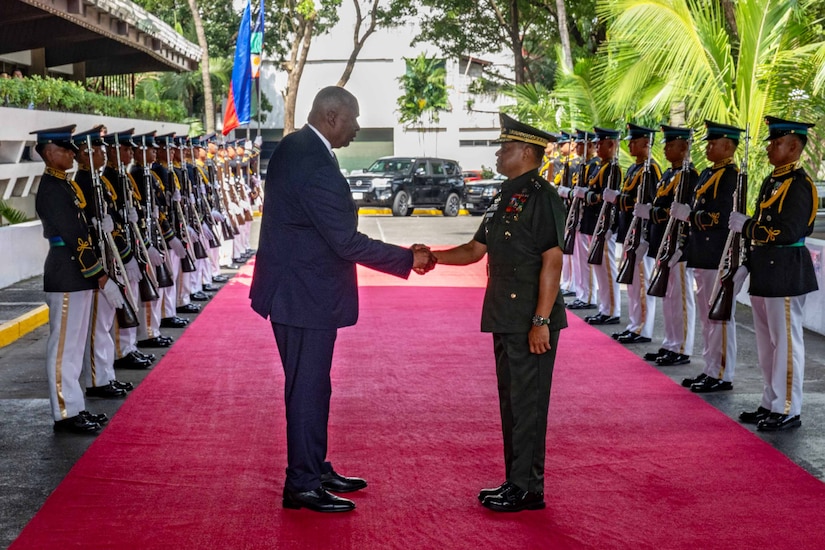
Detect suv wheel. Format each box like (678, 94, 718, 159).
(442, 192, 460, 217)
(392, 190, 411, 217)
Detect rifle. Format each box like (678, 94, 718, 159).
(176, 140, 208, 260)
(562, 134, 590, 255)
(648, 133, 694, 297)
(140, 137, 175, 288)
(86, 135, 140, 328)
(190, 141, 222, 248)
(708, 124, 749, 321)
(587, 141, 621, 265)
(164, 139, 197, 272)
(617, 133, 654, 284)
(114, 134, 159, 302)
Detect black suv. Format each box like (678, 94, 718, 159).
(347, 156, 464, 216)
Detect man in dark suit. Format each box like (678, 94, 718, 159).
(250, 86, 435, 513)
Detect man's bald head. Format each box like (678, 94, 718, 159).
(307, 86, 361, 149)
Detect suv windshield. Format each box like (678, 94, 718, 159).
(366, 158, 413, 174)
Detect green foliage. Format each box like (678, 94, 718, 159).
(0, 199, 28, 225)
(0, 76, 186, 121)
(396, 54, 449, 126)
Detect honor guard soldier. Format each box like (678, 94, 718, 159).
(553, 131, 579, 297)
(33, 125, 115, 433)
(609, 124, 662, 344)
(562, 130, 599, 310)
(433, 113, 567, 512)
(582, 127, 622, 325)
(636, 125, 698, 366)
(673, 121, 742, 386)
(71, 127, 134, 398)
(104, 129, 156, 370)
(729, 116, 818, 431)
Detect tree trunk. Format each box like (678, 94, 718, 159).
(555, 0, 573, 72)
(283, 16, 315, 135)
(508, 0, 525, 84)
(186, 0, 215, 132)
(337, 0, 380, 87)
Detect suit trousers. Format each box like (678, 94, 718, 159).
(624, 255, 656, 338)
(83, 290, 117, 388)
(592, 234, 620, 317)
(272, 322, 338, 492)
(494, 330, 559, 494)
(572, 232, 597, 304)
(693, 268, 739, 382)
(661, 263, 695, 356)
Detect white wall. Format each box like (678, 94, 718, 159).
(0, 221, 49, 289)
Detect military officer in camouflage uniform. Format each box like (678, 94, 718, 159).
(729, 116, 818, 431)
(434, 114, 567, 512)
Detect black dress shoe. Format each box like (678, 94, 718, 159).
(481, 484, 545, 512)
(567, 299, 596, 310)
(757, 413, 801, 432)
(112, 380, 134, 392)
(161, 316, 190, 328)
(133, 350, 156, 362)
(690, 377, 732, 393)
(585, 313, 620, 325)
(224, 263, 241, 270)
(681, 372, 706, 388)
(561, 289, 576, 297)
(283, 487, 355, 512)
(212, 275, 230, 283)
(232, 257, 247, 265)
(644, 348, 669, 361)
(739, 407, 771, 424)
(86, 382, 127, 398)
(79, 410, 110, 425)
(202, 284, 220, 292)
(190, 291, 211, 301)
(114, 353, 152, 370)
(54, 415, 101, 434)
(478, 481, 514, 502)
(656, 351, 690, 366)
(176, 303, 200, 314)
(617, 332, 651, 344)
(138, 336, 173, 348)
(612, 329, 631, 340)
(320, 470, 367, 493)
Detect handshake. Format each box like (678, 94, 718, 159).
(410, 244, 438, 275)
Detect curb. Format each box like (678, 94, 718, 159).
(0, 304, 49, 348)
(358, 208, 471, 216)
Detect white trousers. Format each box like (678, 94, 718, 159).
(592, 234, 620, 317)
(83, 290, 117, 389)
(561, 253, 573, 292)
(113, 274, 139, 358)
(660, 262, 695, 356)
(162, 254, 181, 316)
(751, 295, 807, 417)
(693, 268, 741, 382)
(625, 254, 656, 338)
(572, 232, 597, 304)
(45, 290, 93, 421)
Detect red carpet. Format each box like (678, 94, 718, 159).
(12, 259, 825, 549)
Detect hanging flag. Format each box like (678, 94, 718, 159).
(250, 1, 265, 79)
(222, 0, 252, 135)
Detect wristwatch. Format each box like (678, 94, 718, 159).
(531, 314, 550, 327)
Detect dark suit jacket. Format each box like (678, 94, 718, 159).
(250, 126, 414, 329)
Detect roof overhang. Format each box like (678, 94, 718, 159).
(0, 0, 202, 76)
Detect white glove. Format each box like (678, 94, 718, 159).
(147, 246, 163, 267)
(189, 193, 197, 204)
(124, 257, 142, 283)
(172, 189, 181, 202)
(667, 249, 683, 269)
(100, 278, 125, 309)
(199, 184, 208, 195)
(573, 187, 588, 199)
(633, 203, 651, 220)
(127, 207, 139, 223)
(557, 185, 572, 198)
(92, 215, 115, 233)
(636, 239, 649, 259)
(733, 265, 749, 288)
(169, 237, 186, 258)
(153, 206, 160, 219)
(229, 203, 242, 215)
(603, 188, 620, 204)
(187, 226, 199, 241)
(240, 200, 251, 210)
(728, 211, 749, 232)
(212, 210, 225, 223)
(670, 202, 691, 222)
(201, 222, 215, 241)
(254, 135, 263, 147)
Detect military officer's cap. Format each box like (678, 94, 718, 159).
(30, 124, 78, 152)
(702, 120, 744, 142)
(764, 116, 815, 141)
(593, 126, 621, 142)
(625, 123, 656, 141)
(132, 131, 158, 149)
(154, 133, 176, 146)
(660, 125, 693, 143)
(103, 128, 137, 148)
(574, 129, 597, 143)
(172, 135, 188, 147)
(191, 136, 205, 148)
(558, 130, 575, 142)
(72, 125, 106, 148)
(202, 132, 217, 143)
(494, 113, 557, 146)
